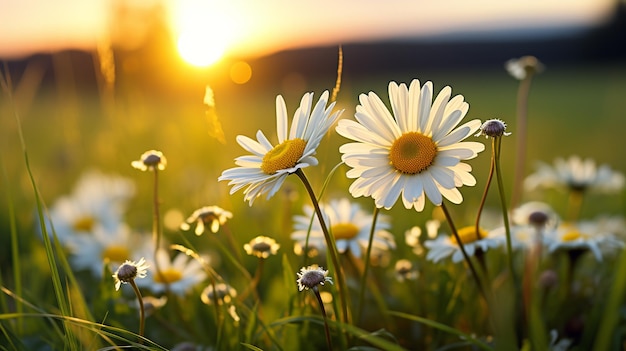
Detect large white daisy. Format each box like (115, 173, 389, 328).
(336, 79, 485, 211)
(219, 91, 343, 205)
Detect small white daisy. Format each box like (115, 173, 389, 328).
(524, 155, 625, 194)
(137, 249, 207, 296)
(131, 150, 167, 171)
(112, 257, 149, 291)
(291, 198, 395, 258)
(297, 265, 333, 291)
(545, 220, 624, 261)
(243, 236, 280, 259)
(394, 259, 419, 282)
(424, 226, 501, 263)
(180, 206, 233, 235)
(200, 283, 238, 305)
(218, 91, 343, 205)
(475, 119, 511, 138)
(505, 56, 544, 80)
(336, 79, 485, 211)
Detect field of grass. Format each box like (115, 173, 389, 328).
(1, 51, 625, 350)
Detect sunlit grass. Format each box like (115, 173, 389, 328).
(1, 52, 625, 349)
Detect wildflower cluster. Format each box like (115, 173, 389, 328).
(17, 54, 625, 350)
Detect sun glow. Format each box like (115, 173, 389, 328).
(173, 0, 235, 67)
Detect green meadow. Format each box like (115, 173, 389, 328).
(1, 52, 626, 350)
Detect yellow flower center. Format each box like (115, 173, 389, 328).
(389, 132, 437, 174)
(450, 226, 488, 245)
(562, 230, 585, 242)
(72, 216, 95, 232)
(260, 138, 307, 174)
(102, 245, 131, 264)
(331, 223, 360, 240)
(154, 268, 183, 284)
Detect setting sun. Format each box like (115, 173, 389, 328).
(172, 0, 235, 67)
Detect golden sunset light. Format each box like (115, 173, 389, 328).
(172, 0, 235, 67)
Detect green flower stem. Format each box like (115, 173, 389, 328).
(494, 137, 516, 283)
(295, 169, 351, 327)
(510, 73, 535, 209)
(356, 205, 380, 324)
(129, 280, 145, 343)
(475, 144, 495, 240)
(152, 169, 167, 289)
(567, 190, 584, 222)
(440, 202, 488, 302)
(313, 286, 333, 351)
(493, 135, 523, 345)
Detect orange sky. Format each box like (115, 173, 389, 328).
(0, 0, 616, 60)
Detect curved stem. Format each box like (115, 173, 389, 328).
(475, 140, 496, 240)
(440, 202, 487, 302)
(494, 137, 516, 282)
(356, 205, 380, 324)
(295, 169, 351, 326)
(129, 280, 145, 343)
(313, 287, 333, 351)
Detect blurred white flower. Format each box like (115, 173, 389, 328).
(131, 150, 167, 171)
(545, 219, 624, 261)
(291, 198, 395, 258)
(336, 79, 485, 211)
(67, 224, 142, 277)
(243, 236, 280, 259)
(424, 226, 501, 263)
(218, 91, 343, 205)
(180, 206, 233, 235)
(43, 170, 134, 245)
(524, 156, 625, 194)
(137, 249, 207, 296)
(505, 56, 544, 80)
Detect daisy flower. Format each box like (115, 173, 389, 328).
(218, 91, 343, 205)
(200, 283, 238, 305)
(66, 224, 141, 277)
(137, 249, 207, 296)
(545, 220, 624, 261)
(291, 198, 395, 258)
(243, 236, 280, 259)
(113, 257, 149, 291)
(43, 170, 134, 245)
(524, 155, 625, 194)
(180, 206, 233, 235)
(394, 259, 419, 282)
(297, 265, 333, 291)
(475, 119, 511, 138)
(336, 79, 485, 211)
(424, 226, 501, 263)
(505, 55, 544, 80)
(131, 150, 167, 171)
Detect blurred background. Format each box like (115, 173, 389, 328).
(1, 0, 625, 241)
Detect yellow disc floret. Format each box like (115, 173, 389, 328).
(331, 223, 360, 240)
(451, 226, 488, 245)
(73, 216, 96, 232)
(102, 245, 131, 264)
(389, 132, 437, 174)
(154, 268, 183, 284)
(261, 138, 307, 174)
